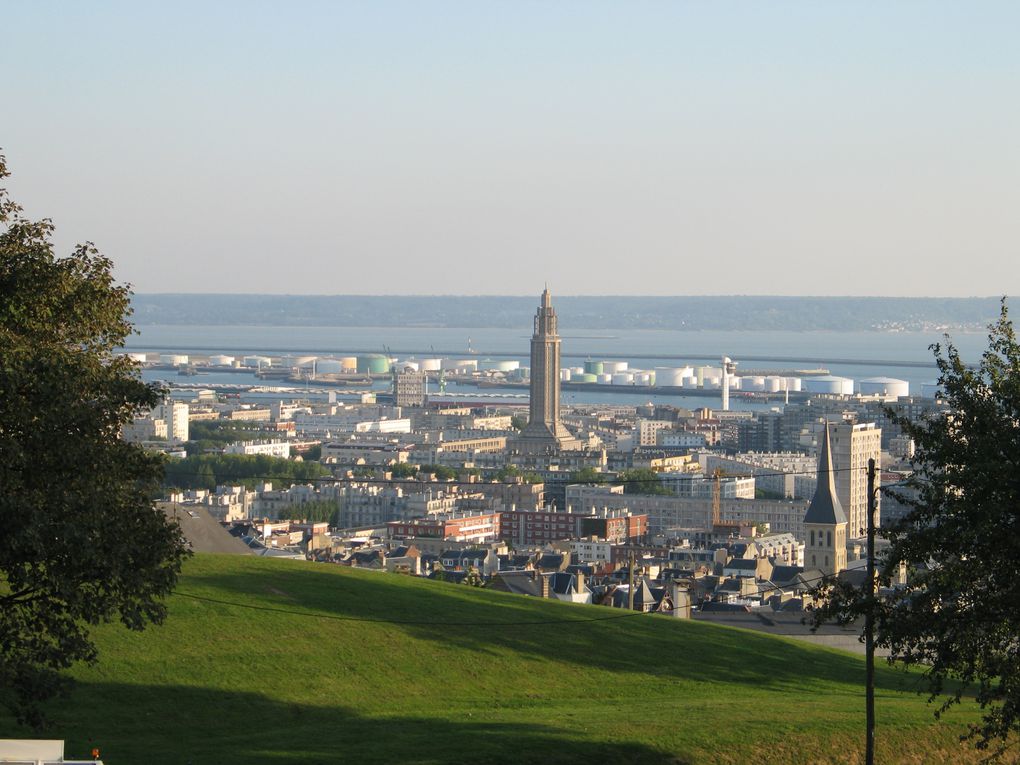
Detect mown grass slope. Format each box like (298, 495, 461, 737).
(0, 555, 986, 764)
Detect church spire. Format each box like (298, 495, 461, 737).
(804, 422, 848, 525)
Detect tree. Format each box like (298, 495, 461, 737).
(570, 467, 604, 484)
(618, 468, 672, 496)
(0, 154, 189, 726)
(813, 301, 1020, 749)
(388, 462, 419, 478)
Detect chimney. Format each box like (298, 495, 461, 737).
(540, 573, 551, 599)
(575, 570, 585, 593)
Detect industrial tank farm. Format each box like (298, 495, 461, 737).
(857, 376, 910, 398)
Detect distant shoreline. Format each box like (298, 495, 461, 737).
(130, 294, 1004, 333)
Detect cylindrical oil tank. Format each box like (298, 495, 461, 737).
(654, 367, 685, 387)
(597, 373, 612, 384)
(635, 372, 654, 386)
(316, 359, 344, 374)
(584, 360, 604, 375)
(398, 360, 420, 372)
(604, 361, 629, 374)
(560, 369, 572, 381)
(803, 375, 854, 395)
(124, 352, 148, 363)
(786, 377, 803, 392)
(765, 376, 783, 392)
(746, 376, 766, 391)
(208, 354, 234, 366)
(419, 358, 442, 372)
(575, 373, 597, 383)
(681, 376, 700, 389)
(243, 355, 271, 368)
(612, 372, 635, 385)
(728, 376, 742, 390)
(705, 377, 722, 389)
(858, 377, 909, 398)
(357, 354, 391, 374)
(160, 354, 189, 366)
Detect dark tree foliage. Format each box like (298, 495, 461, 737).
(0, 154, 189, 726)
(618, 468, 672, 496)
(812, 301, 1020, 749)
(276, 499, 340, 526)
(162, 453, 331, 490)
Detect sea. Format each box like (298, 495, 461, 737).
(128, 324, 989, 412)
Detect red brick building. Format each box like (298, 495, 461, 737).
(499, 508, 646, 547)
(387, 512, 500, 544)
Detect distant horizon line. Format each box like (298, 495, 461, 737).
(132, 293, 1013, 300)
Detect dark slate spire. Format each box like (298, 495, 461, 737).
(804, 422, 848, 525)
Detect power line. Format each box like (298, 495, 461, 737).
(155, 463, 873, 487)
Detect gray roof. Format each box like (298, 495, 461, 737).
(803, 422, 848, 526)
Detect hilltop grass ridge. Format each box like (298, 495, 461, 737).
(0, 555, 990, 764)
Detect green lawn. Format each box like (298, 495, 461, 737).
(0, 555, 988, 764)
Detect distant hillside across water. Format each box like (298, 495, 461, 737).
(131, 294, 1011, 332)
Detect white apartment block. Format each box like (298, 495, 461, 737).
(224, 440, 292, 458)
(830, 421, 882, 538)
(637, 420, 674, 447)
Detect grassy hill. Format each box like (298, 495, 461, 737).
(0, 555, 987, 764)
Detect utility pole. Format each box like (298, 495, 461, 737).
(865, 457, 877, 765)
(628, 551, 635, 611)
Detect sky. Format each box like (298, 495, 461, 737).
(3, 1, 1018, 296)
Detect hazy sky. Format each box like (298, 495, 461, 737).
(3, 1, 1018, 296)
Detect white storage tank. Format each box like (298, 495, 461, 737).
(786, 377, 803, 392)
(208, 354, 234, 367)
(160, 354, 189, 366)
(293, 355, 317, 369)
(654, 367, 686, 387)
(340, 356, 359, 371)
(681, 375, 700, 389)
(612, 372, 635, 385)
(560, 369, 572, 381)
(597, 373, 613, 384)
(635, 372, 654, 386)
(420, 358, 442, 372)
(316, 359, 344, 374)
(243, 355, 272, 368)
(803, 375, 854, 395)
(604, 361, 629, 374)
(124, 352, 148, 363)
(705, 377, 721, 389)
(859, 376, 910, 398)
(746, 376, 766, 391)
(765, 376, 783, 393)
(921, 382, 941, 398)
(481, 359, 520, 372)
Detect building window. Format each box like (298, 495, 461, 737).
(827, 531, 832, 546)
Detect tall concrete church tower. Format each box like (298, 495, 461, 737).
(516, 288, 580, 454)
(803, 422, 848, 575)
